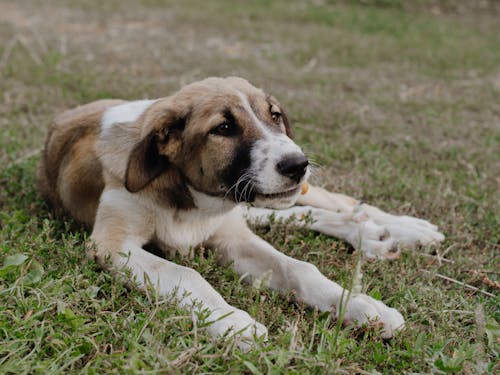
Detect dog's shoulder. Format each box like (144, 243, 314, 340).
(101, 99, 157, 132)
(97, 100, 159, 184)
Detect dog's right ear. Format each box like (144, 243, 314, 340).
(124, 109, 186, 193)
(124, 130, 169, 193)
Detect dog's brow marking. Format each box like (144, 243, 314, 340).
(102, 99, 156, 130)
(237, 92, 270, 137)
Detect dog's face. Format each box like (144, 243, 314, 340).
(125, 77, 309, 209)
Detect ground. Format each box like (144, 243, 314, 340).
(0, 0, 499, 373)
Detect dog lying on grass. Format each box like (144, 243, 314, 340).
(38, 77, 444, 347)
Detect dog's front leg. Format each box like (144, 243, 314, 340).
(88, 190, 267, 348)
(208, 210, 405, 338)
(297, 185, 445, 253)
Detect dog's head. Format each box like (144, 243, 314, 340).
(125, 77, 309, 210)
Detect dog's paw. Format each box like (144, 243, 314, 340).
(345, 218, 401, 259)
(311, 208, 400, 259)
(207, 308, 268, 350)
(362, 204, 445, 250)
(336, 293, 405, 339)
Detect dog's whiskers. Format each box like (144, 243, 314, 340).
(235, 173, 252, 203)
(237, 172, 255, 203)
(223, 171, 254, 203)
(223, 173, 246, 200)
(240, 176, 255, 203)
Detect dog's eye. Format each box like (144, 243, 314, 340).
(271, 111, 281, 123)
(210, 122, 233, 136)
(270, 104, 282, 123)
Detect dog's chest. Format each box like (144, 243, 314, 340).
(153, 208, 228, 256)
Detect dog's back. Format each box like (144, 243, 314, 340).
(38, 99, 125, 226)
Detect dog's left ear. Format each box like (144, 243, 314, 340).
(124, 113, 185, 193)
(281, 109, 293, 139)
(268, 94, 294, 138)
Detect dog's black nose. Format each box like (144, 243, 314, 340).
(276, 154, 309, 182)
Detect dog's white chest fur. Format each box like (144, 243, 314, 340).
(154, 208, 228, 256)
(153, 189, 238, 255)
(100, 188, 232, 256)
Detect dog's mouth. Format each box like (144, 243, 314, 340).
(255, 186, 301, 200)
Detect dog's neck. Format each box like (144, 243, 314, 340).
(187, 186, 238, 216)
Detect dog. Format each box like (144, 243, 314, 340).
(38, 77, 444, 347)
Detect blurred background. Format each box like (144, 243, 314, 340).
(1, 0, 499, 203)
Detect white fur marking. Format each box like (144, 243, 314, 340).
(237, 92, 270, 137)
(99, 188, 232, 255)
(101, 99, 156, 130)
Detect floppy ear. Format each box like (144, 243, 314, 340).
(281, 109, 294, 139)
(124, 108, 188, 193)
(268, 94, 294, 139)
(124, 130, 169, 193)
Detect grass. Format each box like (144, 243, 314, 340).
(0, 0, 499, 373)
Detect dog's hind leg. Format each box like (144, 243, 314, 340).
(296, 185, 361, 213)
(208, 209, 405, 339)
(293, 184, 445, 252)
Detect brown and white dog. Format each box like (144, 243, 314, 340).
(38, 77, 444, 347)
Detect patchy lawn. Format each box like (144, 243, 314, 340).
(0, 0, 498, 373)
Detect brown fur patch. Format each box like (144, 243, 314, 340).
(38, 99, 124, 226)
